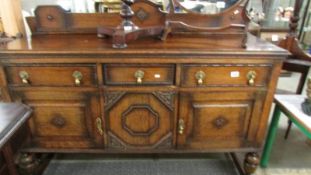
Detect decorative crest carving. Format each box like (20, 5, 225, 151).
(108, 132, 126, 150)
(136, 8, 149, 22)
(152, 91, 175, 111)
(104, 91, 126, 110)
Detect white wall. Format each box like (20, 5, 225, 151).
(21, 0, 95, 15)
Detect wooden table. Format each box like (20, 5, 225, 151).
(260, 95, 311, 168)
(0, 103, 32, 175)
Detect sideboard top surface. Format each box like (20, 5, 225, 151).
(0, 33, 289, 58)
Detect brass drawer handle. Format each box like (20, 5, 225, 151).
(195, 71, 206, 85)
(19, 71, 30, 84)
(72, 71, 83, 86)
(247, 71, 257, 86)
(134, 70, 144, 84)
(178, 119, 185, 135)
(96, 117, 104, 136)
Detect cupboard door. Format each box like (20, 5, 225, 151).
(12, 89, 102, 149)
(178, 92, 264, 150)
(104, 91, 175, 150)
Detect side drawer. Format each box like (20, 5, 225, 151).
(5, 65, 97, 86)
(104, 64, 175, 85)
(181, 64, 272, 87)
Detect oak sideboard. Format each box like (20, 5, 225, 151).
(0, 1, 290, 174)
(0, 32, 288, 174)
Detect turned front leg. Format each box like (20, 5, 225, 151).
(244, 152, 260, 175)
(17, 153, 40, 175)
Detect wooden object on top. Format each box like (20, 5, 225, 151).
(27, 0, 250, 48)
(0, 103, 32, 148)
(163, 0, 249, 42)
(27, 2, 165, 34)
(97, 0, 164, 48)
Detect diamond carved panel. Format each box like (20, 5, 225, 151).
(212, 116, 229, 129)
(121, 104, 159, 136)
(136, 8, 149, 22)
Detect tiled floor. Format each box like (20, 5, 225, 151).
(256, 72, 311, 175)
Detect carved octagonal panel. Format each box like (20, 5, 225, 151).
(105, 92, 175, 149)
(122, 105, 159, 136)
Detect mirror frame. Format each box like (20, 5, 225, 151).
(171, 0, 244, 15)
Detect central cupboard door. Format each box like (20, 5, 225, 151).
(177, 91, 265, 150)
(104, 91, 176, 150)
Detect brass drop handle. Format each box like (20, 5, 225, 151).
(96, 117, 104, 136)
(134, 70, 144, 84)
(247, 71, 257, 86)
(195, 71, 206, 85)
(19, 71, 30, 84)
(178, 119, 185, 135)
(72, 71, 83, 86)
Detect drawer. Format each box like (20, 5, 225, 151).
(5, 65, 97, 86)
(181, 64, 271, 87)
(104, 64, 175, 85)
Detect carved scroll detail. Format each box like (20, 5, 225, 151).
(152, 91, 175, 111)
(155, 133, 173, 149)
(104, 91, 126, 110)
(108, 132, 126, 150)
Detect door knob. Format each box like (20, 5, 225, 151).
(19, 71, 30, 84)
(247, 71, 256, 86)
(72, 71, 83, 86)
(195, 71, 206, 85)
(178, 119, 185, 135)
(134, 70, 144, 84)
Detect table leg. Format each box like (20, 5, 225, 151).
(260, 105, 281, 168)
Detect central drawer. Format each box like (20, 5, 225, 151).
(5, 65, 97, 87)
(103, 64, 175, 85)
